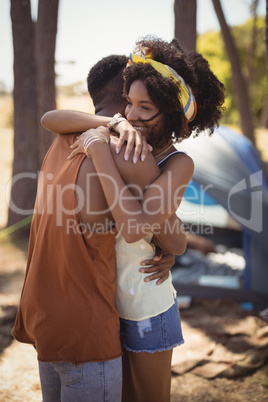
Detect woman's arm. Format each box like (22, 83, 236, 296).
(72, 127, 194, 245)
(151, 214, 187, 255)
(41, 110, 152, 162)
(41, 110, 111, 134)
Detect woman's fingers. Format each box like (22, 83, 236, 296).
(68, 125, 152, 162)
(131, 133, 143, 163)
(70, 142, 78, 149)
(67, 148, 80, 159)
(68, 127, 107, 159)
(123, 131, 136, 161)
(139, 137, 152, 162)
(115, 132, 128, 155)
(68, 138, 85, 158)
(115, 120, 152, 162)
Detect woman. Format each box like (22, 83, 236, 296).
(42, 36, 225, 401)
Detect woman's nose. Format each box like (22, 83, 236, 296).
(126, 106, 139, 122)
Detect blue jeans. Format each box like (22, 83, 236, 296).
(38, 357, 122, 402)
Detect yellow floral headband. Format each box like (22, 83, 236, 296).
(128, 46, 197, 122)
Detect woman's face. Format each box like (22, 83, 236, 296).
(125, 80, 164, 146)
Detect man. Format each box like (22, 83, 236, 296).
(12, 55, 178, 401)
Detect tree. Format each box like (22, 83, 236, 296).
(35, 0, 59, 162)
(266, 0, 268, 76)
(8, 0, 59, 236)
(212, 0, 256, 144)
(197, 31, 235, 123)
(9, 0, 39, 234)
(261, 0, 268, 128)
(198, 16, 267, 127)
(174, 0, 197, 51)
(233, 16, 267, 128)
(246, 0, 259, 83)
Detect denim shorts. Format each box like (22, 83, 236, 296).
(120, 299, 184, 353)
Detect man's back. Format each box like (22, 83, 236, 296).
(12, 133, 121, 363)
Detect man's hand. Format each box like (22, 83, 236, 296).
(113, 120, 153, 163)
(139, 247, 175, 285)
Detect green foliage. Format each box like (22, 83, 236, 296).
(197, 17, 267, 127)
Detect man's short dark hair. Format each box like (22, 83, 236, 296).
(87, 55, 128, 106)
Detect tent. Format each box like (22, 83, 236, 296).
(176, 125, 268, 297)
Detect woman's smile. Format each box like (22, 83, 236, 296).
(125, 79, 164, 144)
(132, 125, 146, 132)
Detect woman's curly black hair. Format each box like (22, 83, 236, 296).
(123, 36, 226, 145)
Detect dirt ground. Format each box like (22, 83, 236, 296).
(0, 95, 268, 401)
(0, 239, 267, 401)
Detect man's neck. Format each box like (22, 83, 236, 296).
(95, 104, 125, 118)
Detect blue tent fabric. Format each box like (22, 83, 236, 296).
(218, 126, 268, 191)
(183, 179, 218, 205)
(178, 126, 268, 296)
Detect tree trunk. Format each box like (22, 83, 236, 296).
(266, 0, 268, 77)
(8, 0, 59, 237)
(174, 0, 197, 51)
(260, 91, 268, 127)
(212, 0, 256, 145)
(35, 0, 59, 163)
(8, 0, 39, 235)
(246, 0, 259, 84)
(262, 0, 268, 128)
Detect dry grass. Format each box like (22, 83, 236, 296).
(0, 132, 12, 228)
(171, 370, 268, 402)
(0, 238, 267, 402)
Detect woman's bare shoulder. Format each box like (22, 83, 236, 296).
(160, 152, 194, 186)
(164, 151, 194, 171)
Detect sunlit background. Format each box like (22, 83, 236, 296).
(0, 0, 266, 91)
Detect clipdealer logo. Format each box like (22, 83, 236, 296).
(228, 170, 263, 233)
(6, 169, 265, 235)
